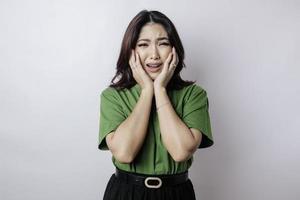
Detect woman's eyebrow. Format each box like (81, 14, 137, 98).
(157, 37, 169, 41)
(137, 39, 150, 42)
(137, 37, 169, 42)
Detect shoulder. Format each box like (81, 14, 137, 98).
(100, 85, 138, 103)
(177, 84, 208, 108)
(101, 87, 116, 95)
(101, 84, 138, 96)
(179, 83, 207, 97)
(100, 87, 120, 101)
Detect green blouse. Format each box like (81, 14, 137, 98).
(98, 83, 213, 175)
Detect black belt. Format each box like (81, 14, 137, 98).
(115, 168, 189, 189)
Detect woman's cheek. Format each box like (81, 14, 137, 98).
(162, 51, 172, 63)
(138, 53, 147, 67)
(162, 55, 169, 65)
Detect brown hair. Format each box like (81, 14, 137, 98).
(109, 10, 195, 90)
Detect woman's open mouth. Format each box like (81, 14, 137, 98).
(146, 63, 162, 72)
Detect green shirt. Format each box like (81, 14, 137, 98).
(98, 83, 213, 175)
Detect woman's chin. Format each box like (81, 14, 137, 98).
(146, 69, 162, 80)
(148, 72, 159, 80)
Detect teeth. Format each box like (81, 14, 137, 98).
(147, 64, 161, 68)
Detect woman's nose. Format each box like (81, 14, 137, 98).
(150, 46, 160, 59)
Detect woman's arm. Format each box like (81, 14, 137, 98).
(106, 88, 153, 163)
(154, 87, 202, 162)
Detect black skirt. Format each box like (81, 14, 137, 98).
(103, 170, 196, 200)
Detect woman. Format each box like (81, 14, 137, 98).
(98, 10, 214, 200)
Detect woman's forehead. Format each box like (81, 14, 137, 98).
(138, 23, 168, 40)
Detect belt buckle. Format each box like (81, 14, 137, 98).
(144, 177, 162, 188)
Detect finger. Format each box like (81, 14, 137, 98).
(172, 47, 178, 65)
(135, 51, 143, 68)
(129, 59, 134, 70)
(129, 56, 138, 81)
(169, 48, 177, 71)
(174, 47, 179, 65)
(129, 53, 135, 69)
(135, 52, 148, 75)
(169, 63, 177, 73)
(132, 49, 136, 62)
(135, 52, 149, 76)
(165, 52, 173, 68)
(171, 47, 177, 65)
(129, 50, 133, 65)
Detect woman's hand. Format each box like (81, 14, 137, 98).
(129, 49, 154, 92)
(153, 47, 178, 90)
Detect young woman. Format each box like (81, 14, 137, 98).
(98, 10, 214, 200)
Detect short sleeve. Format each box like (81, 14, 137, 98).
(98, 88, 127, 150)
(182, 85, 214, 148)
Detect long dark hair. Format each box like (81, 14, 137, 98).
(109, 10, 195, 90)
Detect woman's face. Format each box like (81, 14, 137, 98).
(135, 23, 172, 80)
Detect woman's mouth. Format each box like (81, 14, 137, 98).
(146, 63, 162, 72)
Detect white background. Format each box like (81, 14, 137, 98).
(1, 0, 299, 199)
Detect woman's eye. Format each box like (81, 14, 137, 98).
(138, 43, 148, 47)
(160, 42, 170, 46)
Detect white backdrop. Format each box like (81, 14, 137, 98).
(1, 0, 299, 200)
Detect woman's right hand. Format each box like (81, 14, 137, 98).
(129, 49, 154, 92)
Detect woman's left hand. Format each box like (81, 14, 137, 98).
(153, 47, 178, 90)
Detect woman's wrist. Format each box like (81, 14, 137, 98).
(156, 101, 170, 111)
(141, 86, 154, 97)
(154, 85, 166, 93)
